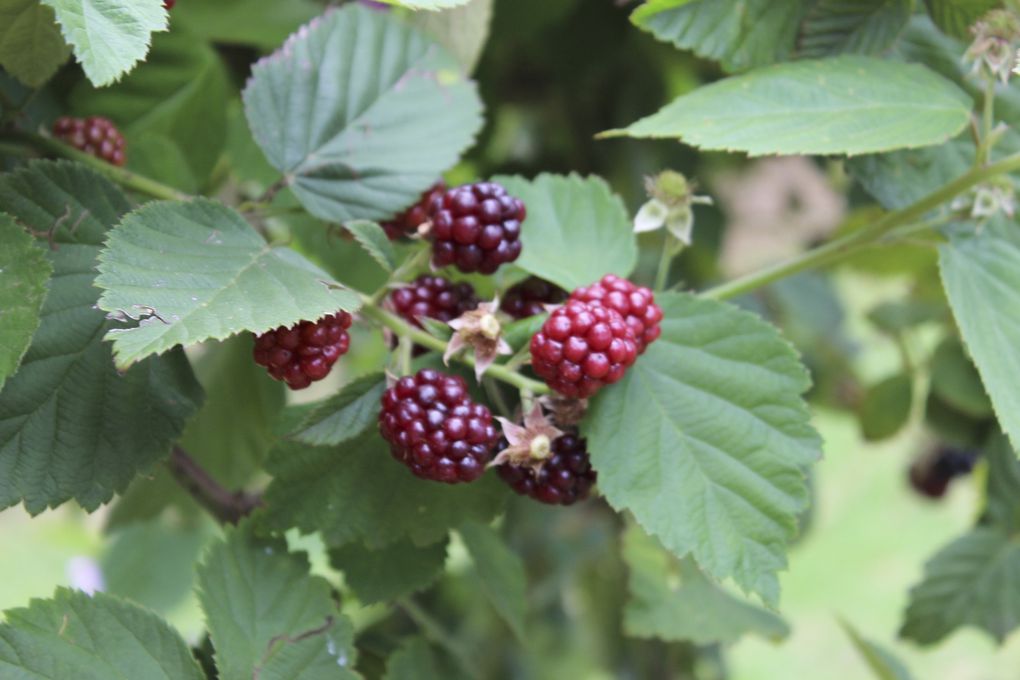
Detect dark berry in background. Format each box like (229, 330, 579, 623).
(389, 275, 479, 328)
(379, 369, 499, 484)
(253, 311, 352, 390)
(428, 182, 525, 274)
(498, 433, 596, 505)
(381, 182, 446, 241)
(570, 274, 663, 353)
(52, 116, 126, 166)
(501, 277, 566, 320)
(909, 446, 979, 499)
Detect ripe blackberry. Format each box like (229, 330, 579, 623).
(253, 311, 352, 390)
(389, 275, 479, 328)
(52, 116, 126, 166)
(570, 274, 663, 353)
(530, 300, 638, 399)
(381, 182, 446, 240)
(498, 433, 596, 505)
(501, 277, 565, 320)
(428, 182, 525, 274)
(379, 369, 498, 483)
(909, 446, 978, 499)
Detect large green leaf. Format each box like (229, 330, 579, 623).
(94, 198, 360, 368)
(196, 522, 358, 680)
(924, 0, 1000, 38)
(0, 161, 202, 514)
(329, 537, 449, 604)
(603, 56, 972, 157)
(262, 430, 507, 548)
(798, 0, 912, 57)
(847, 136, 974, 209)
(940, 217, 1020, 452)
(243, 4, 483, 223)
(172, 0, 319, 49)
(631, 0, 808, 73)
(0, 587, 204, 679)
(290, 373, 386, 447)
(0, 213, 50, 390)
(0, 0, 70, 87)
(459, 520, 527, 640)
(581, 292, 820, 605)
(492, 174, 637, 291)
(39, 0, 166, 86)
(622, 524, 789, 644)
(409, 0, 493, 73)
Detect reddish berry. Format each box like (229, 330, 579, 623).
(381, 182, 446, 240)
(570, 274, 663, 353)
(530, 300, 638, 399)
(427, 182, 525, 274)
(253, 311, 352, 390)
(379, 369, 498, 483)
(500, 277, 565, 320)
(498, 433, 596, 505)
(909, 446, 978, 499)
(52, 116, 127, 166)
(389, 275, 479, 329)
(163, 0, 175, 8)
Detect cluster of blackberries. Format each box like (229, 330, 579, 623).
(52, 116, 126, 166)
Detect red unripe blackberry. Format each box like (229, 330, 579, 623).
(253, 311, 352, 390)
(379, 369, 498, 483)
(427, 182, 525, 274)
(389, 275, 479, 328)
(530, 300, 638, 399)
(497, 433, 596, 505)
(52, 116, 126, 166)
(381, 182, 446, 240)
(500, 277, 565, 320)
(164, 0, 175, 8)
(570, 274, 663, 353)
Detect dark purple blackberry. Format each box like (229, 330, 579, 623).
(253, 312, 352, 390)
(500, 277, 566, 320)
(498, 433, 596, 505)
(381, 182, 446, 240)
(52, 116, 126, 166)
(389, 275, 479, 328)
(379, 369, 498, 483)
(909, 446, 979, 499)
(427, 182, 525, 274)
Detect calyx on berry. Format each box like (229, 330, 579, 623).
(444, 299, 512, 379)
(426, 181, 525, 274)
(492, 404, 565, 470)
(497, 431, 597, 506)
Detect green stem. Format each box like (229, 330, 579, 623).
(654, 231, 676, 292)
(0, 129, 188, 201)
(358, 298, 550, 395)
(701, 152, 1020, 301)
(977, 77, 996, 167)
(397, 597, 479, 678)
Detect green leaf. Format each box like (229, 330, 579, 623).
(900, 526, 1020, 644)
(581, 292, 820, 605)
(345, 220, 397, 273)
(0, 161, 202, 514)
(0, 587, 204, 679)
(243, 5, 483, 223)
(329, 537, 448, 604)
(491, 174, 637, 291)
(858, 373, 913, 442)
(196, 522, 358, 680)
(940, 217, 1020, 452)
(290, 373, 386, 447)
(262, 430, 507, 548)
(632, 0, 808, 73)
(409, 0, 493, 73)
(799, 0, 913, 57)
(379, 0, 472, 8)
(847, 136, 974, 209)
(622, 523, 789, 644)
(867, 300, 946, 333)
(39, 0, 166, 87)
(0, 0, 71, 87)
(982, 436, 1020, 533)
(0, 213, 50, 390)
(603, 56, 972, 157)
(840, 619, 914, 680)
(94, 198, 360, 368)
(924, 0, 1000, 38)
(171, 0, 320, 49)
(459, 520, 527, 640)
(384, 638, 443, 680)
(930, 337, 993, 419)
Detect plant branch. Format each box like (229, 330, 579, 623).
(700, 152, 1020, 301)
(167, 447, 262, 525)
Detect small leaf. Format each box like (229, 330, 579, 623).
(622, 523, 789, 644)
(0, 213, 51, 390)
(345, 220, 397, 273)
(867, 300, 945, 333)
(840, 619, 914, 680)
(409, 0, 493, 73)
(95, 198, 360, 368)
(858, 373, 913, 442)
(384, 638, 444, 680)
(603, 56, 972, 157)
(290, 373, 387, 447)
(502, 313, 547, 352)
(981, 436, 1020, 535)
(930, 337, 992, 419)
(0, 0, 71, 87)
(40, 0, 167, 86)
(329, 537, 449, 604)
(196, 521, 358, 680)
(492, 174, 637, 291)
(459, 520, 527, 640)
(799, 0, 913, 58)
(0, 587, 204, 679)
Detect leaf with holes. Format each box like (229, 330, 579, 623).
(0, 213, 51, 390)
(0, 0, 71, 87)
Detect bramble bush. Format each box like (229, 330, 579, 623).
(1, 0, 1019, 677)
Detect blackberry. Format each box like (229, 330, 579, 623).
(498, 433, 596, 505)
(164, 0, 175, 8)
(52, 116, 126, 166)
(253, 311, 352, 390)
(428, 182, 525, 274)
(501, 277, 565, 320)
(530, 300, 638, 399)
(570, 274, 663, 353)
(381, 181, 446, 240)
(389, 275, 479, 328)
(909, 446, 979, 499)
(379, 369, 498, 483)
